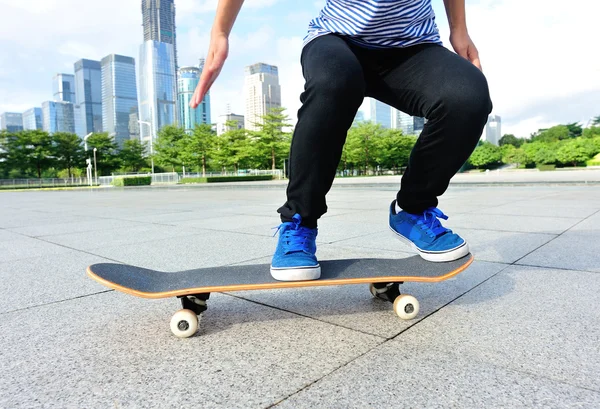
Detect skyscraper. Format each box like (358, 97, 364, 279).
(142, 0, 177, 69)
(178, 64, 211, 133)
(484, 114, 502, 145)
(0, 112, 24, 132)
(138, 40, 177, 143)
(22, 108, 43, 130)
(101, 54, 139, 147)
(42, 101, 76, 134)
(74, 59, 103, 134)
(244, 63, 281, 131)
(370, 98, 392, 129)
(53, 74, 76, 103)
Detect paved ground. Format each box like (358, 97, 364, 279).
(1, 178, 599, 408)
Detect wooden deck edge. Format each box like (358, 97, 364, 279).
(87, 255, 474, 299)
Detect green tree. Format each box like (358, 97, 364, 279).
(522, 141, 558, 166)
(86, 133, 121, 176)
(556, 138, 595, 167)
(468, 142, 502, 169)
(566, 122, 583, 138)
(253, 107, 293, 170)
(592, 116, 600, 126)
(499, 134, 524, 147)
(119, 139, 148, 172)
(501, 145, 528, 167)
(153, 125, 186, 171)
(52, 132, 85, 178)
(583, 126, 600, 139)
(1, 130, 54, 178)
(344, 121, 385, 174)
(180, 123, 216, 176)
(212, 123, 251, 172)
(375, 128, 416, 172)
(532, 125, 570, 142)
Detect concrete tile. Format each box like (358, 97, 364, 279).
(0, 229, 24, 243)
(0, 249, 110, 313)
(171, 214, 279, 231)
(0, 291, 382, 409)
(8, 218, 147, 238)
(480, 202, 598, 219)
(448, 213, 579, 234)
(233, 258, 505, 338)
(276, 343, 600, 408)
(517, 232, 600, 272)
(0, 237, 72, 263)
(0, 211, 95, 229)
(87, 230, 277, 272)
(42, 224, 200, 251)
(334, 228, 556, 264)
(118, 209, 232, 224)
(394, 265, 600, 390)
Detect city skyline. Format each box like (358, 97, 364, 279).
(0, 1, 598, 138)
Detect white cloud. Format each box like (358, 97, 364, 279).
(438, 0, 600, 136)
(1, 0, 598, 139)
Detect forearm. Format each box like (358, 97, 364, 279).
(212, 0, 245, 36)
(443, 0, 467, 33)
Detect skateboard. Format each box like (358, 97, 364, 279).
(87, 253, 473, 338)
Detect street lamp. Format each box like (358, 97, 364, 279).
(93, 147, 98, 186)
(138, 120, 154, 174)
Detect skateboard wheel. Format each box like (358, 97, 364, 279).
(393, 295, 420, 320)
(170, 309, 199, 338)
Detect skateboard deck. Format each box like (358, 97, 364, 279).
(87, 253, 473, 338)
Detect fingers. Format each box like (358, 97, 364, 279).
(189, 39, 228, 108)
(469, 45, 482, 71)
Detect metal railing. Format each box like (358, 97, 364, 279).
(0, 177, 93, 188)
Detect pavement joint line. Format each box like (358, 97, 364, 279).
(222, 292, 387, 340)
(511, 208, 600, 266)
(510, 263, 600, 275)
(0, 290, 113, 316)
(264, 262, 513, 408)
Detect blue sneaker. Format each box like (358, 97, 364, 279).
(270, 214, 321, 281)
(389, 200, 469, 262)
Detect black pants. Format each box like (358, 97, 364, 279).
(278, 34, 493, 228)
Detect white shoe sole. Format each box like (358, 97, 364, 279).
(389, 226, 470, 262)
(270, 265, 321, 281)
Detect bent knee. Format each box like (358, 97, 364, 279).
(433, 69, 493, 120)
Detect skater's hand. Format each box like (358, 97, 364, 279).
(190, 33, 229, 108)
(450, 30, 482, 71)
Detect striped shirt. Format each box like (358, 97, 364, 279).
(304, 0, 443, 49)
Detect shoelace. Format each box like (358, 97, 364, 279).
(272, 214, 315, 254)
(412, 207, 450, 238)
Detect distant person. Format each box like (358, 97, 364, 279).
(190, 0, 492, 281)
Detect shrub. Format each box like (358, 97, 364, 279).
(112, 176, 152, 186)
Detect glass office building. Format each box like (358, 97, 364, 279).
(178, 66, 210, 133)
(74, 59, 103, 134)
(142, 0, 177, 69)
(53, 74, 76, 103)
(101, 54, 139, 147)
(139, 40, 177, 143)
(22, 108, 43, 130)
(370, 98, 392, 129)
(0, 112, 24, 132)
(42, 101, 76, 134)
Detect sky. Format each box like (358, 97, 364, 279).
(0, 0, 598, 138)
